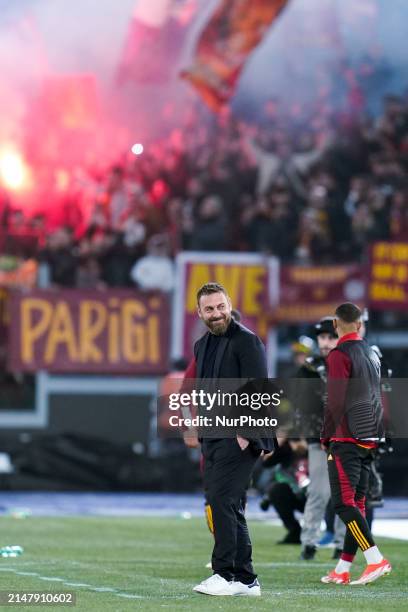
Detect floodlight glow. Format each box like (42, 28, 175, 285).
(131, 143, 144, 155)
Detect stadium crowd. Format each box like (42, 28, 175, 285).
(0, 91, 407, 290)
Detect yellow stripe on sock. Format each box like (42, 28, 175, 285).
(348, 521, 367, 550)
(205, 504, 214, 534)
(351, 520, 370, 550)
(350, 521, 369, 550)
(349, 522, 366, 550)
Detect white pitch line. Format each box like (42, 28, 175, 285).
(0, 566, 405, 601)
(257, 562, 332, 568)
(0, 567, 144, 600)
(117, 593, 147, 599)
(262, 590, 408, 599)
(91, 587, 117, 593)
(1, 565, 405, 602)
(8, 571, 39, 576)
(61, 582, 92, 588)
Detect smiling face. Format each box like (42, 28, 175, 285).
(197, 291, 232, 335)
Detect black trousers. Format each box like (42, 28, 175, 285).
(325, 498, 373, 532)
(327, 442, 375, 555)
(202, 438, 261, 583)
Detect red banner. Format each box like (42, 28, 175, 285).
(273, 264, 366, 322)
(8, 289, 170, 374)
(172, 252, 279, 359)
(181, 0, 288, 111)
(368, 242, 408, 311)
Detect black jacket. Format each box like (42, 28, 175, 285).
(194, 319, 276, 453)
(322, 338, 384, 441)
(336, 340, 384, 440)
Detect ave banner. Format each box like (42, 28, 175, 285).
(273, 264, 366, 322)
(8, 289, 170, 374)
(181, 0, 288, 111)
(172, 252, 279, 360)
(368, 241, 408, 311)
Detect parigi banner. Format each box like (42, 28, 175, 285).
(172, 252, 279, 360)
(273, 264, 366, 323)
(8, 289, 170, 374)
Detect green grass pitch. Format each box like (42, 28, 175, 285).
(0, 516, 407, 610)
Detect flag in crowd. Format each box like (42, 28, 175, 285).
(181, 0, 289, 110)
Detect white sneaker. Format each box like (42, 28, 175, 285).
(193, 574, 234, 596)
(230, 578, 261, 596)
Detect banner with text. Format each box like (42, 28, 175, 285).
(8, 289, 170, 374)
(273, 264, 366, 322)
(368, 242, 408, 311)
(172, 252, 279, 360)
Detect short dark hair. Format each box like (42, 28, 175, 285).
(335, 302, 362, 324)
(196, 282, 228, 304)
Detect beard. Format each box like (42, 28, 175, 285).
(204, 314, 231, 335)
